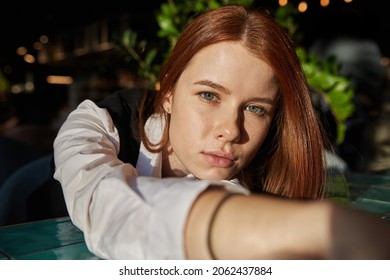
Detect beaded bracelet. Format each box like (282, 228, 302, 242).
(207, 192, 240, 260)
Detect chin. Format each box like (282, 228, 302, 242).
(194, 170, 233, 181)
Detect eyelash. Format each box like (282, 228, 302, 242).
(198, 91, 268, 117)
(199, 91, 219, 102)
(245, 105, 267, 116)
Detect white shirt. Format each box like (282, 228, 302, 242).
(53, 99, 249, 260)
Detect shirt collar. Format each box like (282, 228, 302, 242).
(136, 114, 164, 177)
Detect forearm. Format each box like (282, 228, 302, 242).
(185, 190, 390, 259)
(184, 188, 230, 259)
(211, 195, 329, 259)
(185, 190, 329, 259)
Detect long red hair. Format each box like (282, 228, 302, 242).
(140, 5, 327, 199)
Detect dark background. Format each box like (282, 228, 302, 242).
(0, 0, 389, 54)
(0, 0, 389, 85)
(0, 1, 162, 66)
(0, 0, 389, 177)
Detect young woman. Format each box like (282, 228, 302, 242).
(53, 4, 390, 259)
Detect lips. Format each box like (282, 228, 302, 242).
(201, 151, 235, 168)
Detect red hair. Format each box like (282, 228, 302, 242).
(140, 5, 327, 199)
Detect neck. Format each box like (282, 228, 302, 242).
(161, 146, 188, 178)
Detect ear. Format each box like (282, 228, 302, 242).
(162, 91, 173, 114)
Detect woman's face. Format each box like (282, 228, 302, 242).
(162, 41, 278, 180)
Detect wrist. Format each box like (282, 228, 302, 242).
(184, 187, 231, 259)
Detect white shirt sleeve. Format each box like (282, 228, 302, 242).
(53, 99, 248, 260)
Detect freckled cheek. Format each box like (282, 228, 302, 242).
(169, 109, 207, 142)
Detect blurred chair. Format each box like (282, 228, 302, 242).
(0, 154, 68, 227)
(0, 136, 43, 187)
(310, 36, 387, 172)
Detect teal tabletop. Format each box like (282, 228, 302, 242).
(328, 173, 390, 222)
(0, 173, 388, 260)
(0, 216, 99, 260)
(0, 252, 8, 260)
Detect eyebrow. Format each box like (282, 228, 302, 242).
(194, 80, 231, 94)
(194, 79, 276, 105)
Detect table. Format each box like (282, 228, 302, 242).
(0, 216, 99, 260)
(0, 173, 389, 259)
(329, 173, 390, 221)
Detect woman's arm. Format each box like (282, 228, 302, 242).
(185, 189, 390, 259)
(53, 100, 247, 259)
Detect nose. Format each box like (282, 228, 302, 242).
(213, 111, 241, 143)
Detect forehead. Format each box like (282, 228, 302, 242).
(178, 41, 277, 98)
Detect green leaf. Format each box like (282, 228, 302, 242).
(145, 49, 158, 66)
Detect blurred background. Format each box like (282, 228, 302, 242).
(1, 0, 389, 100)
(1, 0, 389, 176)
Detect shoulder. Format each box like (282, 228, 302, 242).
(69, 99, 113, 123)
(97, 88, 154, 112)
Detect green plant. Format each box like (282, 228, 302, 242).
(272, 4, 355, 144)
(120, 1, 355, 143)
(297, 47, 355, 144)
(120, 0, 254, 87)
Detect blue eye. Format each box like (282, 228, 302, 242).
(246, 105, 266, 116)
(199, 92, 218, 101)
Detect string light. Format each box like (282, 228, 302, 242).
(320, 0, 330, 7)
(276, 0, 354, 9)
(297, 1, 308, 12)
(16, 47, 28, 56)
(278, 0, 288, 6)
(23, 54, 35, 64)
